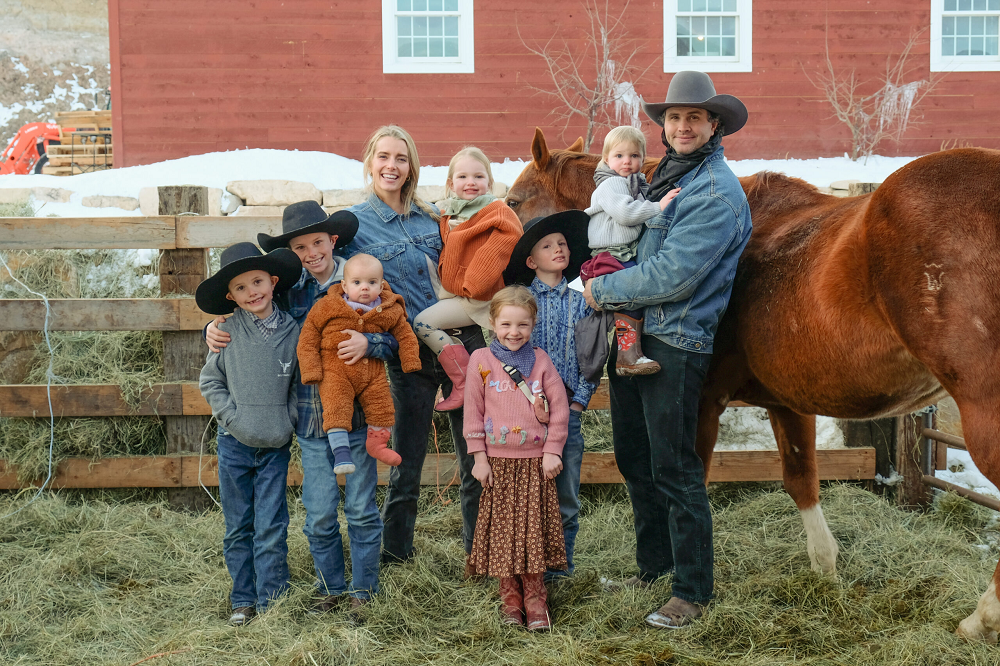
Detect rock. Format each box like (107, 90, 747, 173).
(0, 188, 32, 204)
(830, 179, 860, 191)
(222, 191, 243, 215)
(493, 181, 508, 198)
(31, 187, 72, 203)
(138, 187, 159, 215)
(231, 205, 286, 216)
(82, 195, 140, 211)
(323, 188, 367, 207)
(416, 185, 446, 202)
(226, 180, 322, 206)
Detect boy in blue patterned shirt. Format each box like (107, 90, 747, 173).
(502, 210, 596, 578)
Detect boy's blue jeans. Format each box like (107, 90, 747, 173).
(298, 427, 383, 600)
(548, 407, 584, 580)
(217, 432, 291, 612)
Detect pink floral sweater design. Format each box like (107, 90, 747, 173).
(463, 347, 569, 459)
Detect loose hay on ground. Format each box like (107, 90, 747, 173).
(2, 484, 998, 665)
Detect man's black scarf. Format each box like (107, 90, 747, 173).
(646, 127, 724, 202)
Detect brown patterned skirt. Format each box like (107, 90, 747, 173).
(469, 456, 568, 578)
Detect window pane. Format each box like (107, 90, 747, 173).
(707, 0, 722, 11)
(972, 16, 985, 35)
(445, 36, 459, 56)
(957, 36, 970, 54)
(707, 16, 720, 34)
(678, 0, 691, 10)
(987, 35, 999, 55)
(722, 36, 736, 55)
(974, 0, 986, 9)
(678, 36, 690, 56)
(414, 0, 427, 10)
(399, 38, 412, 57)
(943, 37, 955, 55)
(723, 0, 736, 9)
(445, 16, 458, 36)
(429, 0, 442, 10)
(398, 16, 411, 36)
(722, 16, 736, 35)
(429, 37, 443, 56)
(677, 16, 691, 34)
(957, 16, 970, 34)
(959, 0, 971, 10)
(414, 37, 428, 57)
(397, 0, 411, 10)
(991, 0, 1000, 11)
(989, 16, 999, 32)
(972, 36, 985, 53)
(692, 0, 706, 11)
(429, 16, 443, 36)
(692, 33, 706, 55)
(943, 17, 955, 36)
(707, 36, 720, 55)
(445, 0, 458, 9)
(945, 0, 956, 8)
(692, 16, 705, 36)
(414, 16, 427, 36)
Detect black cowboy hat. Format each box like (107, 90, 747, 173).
(195, 243, 303, 315)
(503, 210, 591, 287)
(257, 200, 360, 252)
(640, 70, 748, 135)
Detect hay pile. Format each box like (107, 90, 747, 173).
(2, 483, 998, 665)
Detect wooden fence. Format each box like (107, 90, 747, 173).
(0, 209, 877, 494)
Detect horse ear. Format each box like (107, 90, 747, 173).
(566, 137, 585, 153)
(531, 127, 550, 169)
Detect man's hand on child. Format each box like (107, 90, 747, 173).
(206, 316, 231, 353)
(472, 454, 493, 487)
(337, 329, 369, 365)
(659, 187, 682, 210)
(582, 279, 600, 311)
(542, 453, 563, 480)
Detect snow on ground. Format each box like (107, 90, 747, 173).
(939, 449, 1000, 500)
(0, 148, 917, 217)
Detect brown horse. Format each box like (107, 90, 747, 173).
(506, 128, 1000, 642)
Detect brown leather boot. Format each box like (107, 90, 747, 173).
(520, 572, 551, 631)
(499, 577, 524, 625)
(434, 343, 470, 412)
(365, 426, 402, 466)
(614, 314, 661, 377)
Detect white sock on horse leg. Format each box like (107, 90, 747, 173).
(800, 504, 838, 576)
(958, 580, 1000, 644)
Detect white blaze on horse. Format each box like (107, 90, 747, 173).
(506, 128, 1000, 643)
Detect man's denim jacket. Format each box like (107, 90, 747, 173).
(343, 193, 442, 325)
(590, 146, 751, 354)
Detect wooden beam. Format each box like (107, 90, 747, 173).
(0, 217, 175, 250)
(176, 216, 284, 249)
(0, 448, 877, 490)
(0, 298, 214, 331)
(0, 383, 183, 417)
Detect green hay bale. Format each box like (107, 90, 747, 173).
(2, 484, 998, 665)
(0, 200, 35, 217)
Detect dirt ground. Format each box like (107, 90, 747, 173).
(0, 0, 110, 147)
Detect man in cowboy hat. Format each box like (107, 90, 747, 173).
(582, 70, 752, 628)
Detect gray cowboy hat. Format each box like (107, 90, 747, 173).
(257, 200, 359, 252)
(195, 242, 302, 315)
(503, 210, 591, 287)
(640, 70, 748, 135)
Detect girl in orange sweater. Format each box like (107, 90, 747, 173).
(413, 146, 522, 411)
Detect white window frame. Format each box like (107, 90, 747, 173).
(930, 0, 1000, 71)
(382, 0, 474, 74)
(663, 0, 752, 73)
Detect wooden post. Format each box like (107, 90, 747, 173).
(159, 186, 213, 511)
(840, 418, 895, 493)
(895, 412, 932, 509)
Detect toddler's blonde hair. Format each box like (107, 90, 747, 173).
(445, 146, 495, 197)
(488, 285, 538, 324)
(602, 126, 647, 162)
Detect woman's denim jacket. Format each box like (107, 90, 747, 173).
(343, 193, 442, 325)
(589, 146, 751, 354)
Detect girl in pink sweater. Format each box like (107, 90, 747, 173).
(464, 285, 569, 631)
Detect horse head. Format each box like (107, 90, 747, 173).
(507, 128, 666, 224)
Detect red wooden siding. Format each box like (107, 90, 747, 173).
(109, 1, 1000, 167)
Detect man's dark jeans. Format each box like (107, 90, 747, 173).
(608, 335, 714, 605)
(382, 325, 486, 562)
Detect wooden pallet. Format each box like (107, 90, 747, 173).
(40, 164, 111, 176)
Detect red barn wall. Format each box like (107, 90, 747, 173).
(109, 0, 1000, 167)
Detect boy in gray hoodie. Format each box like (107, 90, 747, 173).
(196, 242, 303, 626)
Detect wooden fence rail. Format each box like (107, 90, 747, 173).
(0, 213, 878, 491)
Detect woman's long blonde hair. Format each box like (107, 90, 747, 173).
(361, 125, 438, 220)
(444, 146, 494, 198)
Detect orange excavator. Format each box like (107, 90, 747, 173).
(0, 122, 62, 175)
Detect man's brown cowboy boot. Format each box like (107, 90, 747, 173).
(614, 314, 661, 376)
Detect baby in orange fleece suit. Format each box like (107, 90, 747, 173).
(297, 253, 421, 471)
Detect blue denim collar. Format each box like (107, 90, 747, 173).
(365, 191, 423, 223)
(675, 145, 726, 189)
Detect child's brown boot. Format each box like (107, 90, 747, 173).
(614, 314, 661, 376)
(521, 572, 551, 631)
(365, 426, 402, 466)
(499, 577, 524, 625)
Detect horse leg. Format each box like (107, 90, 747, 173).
(768, 406, 838, 576)
(952, 398, 1000, 643)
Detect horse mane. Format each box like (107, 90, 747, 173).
(548, 149, 600, 199)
